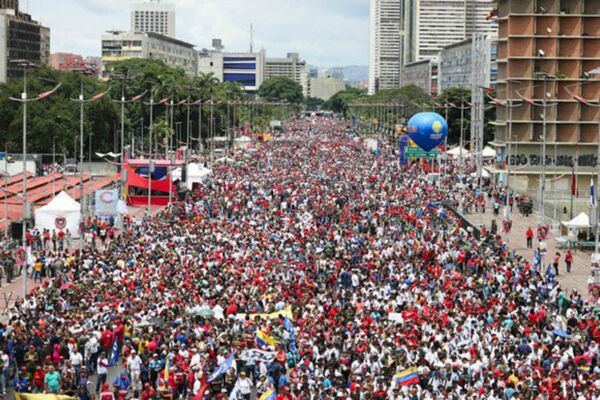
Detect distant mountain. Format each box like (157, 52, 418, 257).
(339, 65, 368, 84)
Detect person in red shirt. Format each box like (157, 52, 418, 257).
(565, 250, 573, 273)
(32, 366, 45, 392)
(100, 328, 115, 357)
(275, 386, 293, 400)
(526, 227, 533, 249)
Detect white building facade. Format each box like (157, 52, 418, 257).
(197, 50, 266, 95)
(131, 0, 175, 37)
(101, 31, 196, 78)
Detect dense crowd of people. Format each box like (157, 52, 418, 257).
(0, 117, 598, 400)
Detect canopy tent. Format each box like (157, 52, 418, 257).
(447, 146, 471, 158)
(470, 168, 491, 178)
(481, 146, 497, 158)
(561, 212, 591, 228)
(34, 191, 81, 237)
(171, 163, 212, 190)
(234, 135, 253, 149)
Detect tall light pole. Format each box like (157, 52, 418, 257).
(518, 73, 557, 225)
(565, 68, 600, 252)
(111, 74, 146, 208)
(144, 90, 169, 216)
(488, 80, 522, 245)
(8, 60, 61, 298)
(70, 72, 110, 257)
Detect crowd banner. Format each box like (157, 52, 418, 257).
(239, 349, 276, 364)
(15, 394, 78, 400)
(234, 305, 293, 321)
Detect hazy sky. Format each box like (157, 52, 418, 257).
(27, 0, 369, 67)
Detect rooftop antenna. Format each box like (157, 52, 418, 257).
(250, 23, 254, 53)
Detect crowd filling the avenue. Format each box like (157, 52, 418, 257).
(0, 117, 598, 400)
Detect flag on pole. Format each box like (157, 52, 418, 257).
(571, 169, 578, 198)
(590, 176, 595, 207)
(109, 337, 119, 366)
(208, 353, 235, 382)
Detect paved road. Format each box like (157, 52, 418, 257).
(462, 205, 591, 297)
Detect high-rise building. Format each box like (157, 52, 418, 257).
(368, 0, 402, 94)
(438, 36, 498, 92)
(0, 7, 50, 83)
(265, 53, 309, 96)
(404, 0, 497, 63)
(0, 0, 18, 12)
(101, 31, 196, 78)
(490, 0, 600, 216)
(131, 0, 175, 37)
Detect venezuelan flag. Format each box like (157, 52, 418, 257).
(393, 367, 419, 386)
(259, 388, 277, 400)
(578, 365, 590, 373)
(256, 330, 278, 347)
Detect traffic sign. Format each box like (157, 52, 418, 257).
(405, 147, 439, 159)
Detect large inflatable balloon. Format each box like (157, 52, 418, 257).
(407, 112, 448, 152)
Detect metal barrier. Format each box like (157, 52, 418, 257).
(443, 202, 482, 239)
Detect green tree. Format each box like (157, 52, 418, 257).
(304, 96, 324, 111)
(323, 88, 364, 116)
(436, 87, 472, 146)
(258, 77, 304, 104)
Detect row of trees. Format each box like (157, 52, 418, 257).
(323, 85, 496, 145)
(0, 59, 305, 159)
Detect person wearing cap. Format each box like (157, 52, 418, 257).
(100, 383, 115, 400)
(231, 371, 253, 400)
(127, 350, 143, 392)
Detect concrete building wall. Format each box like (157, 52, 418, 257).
(308, 77, 346, 101)
(101, 31, 196, 78)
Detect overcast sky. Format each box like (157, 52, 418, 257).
(27, 0, 369, 67)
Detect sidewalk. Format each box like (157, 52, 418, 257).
(462, 206, 591, 296)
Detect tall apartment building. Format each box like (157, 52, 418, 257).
(101, 31, 196, 78)
(265, 53, 309, 96)
(491, 0, 600, 213)
(131, 0, 175, 37)
(0, 5, 50, 83)
(402, 0, 498, 65)
(368, 0, 402, 94)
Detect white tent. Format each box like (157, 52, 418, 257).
(171, 163, 212, 190)
(482, 146, 497, 158)
(470, 168, 491, 178)
(34, 191, 81, 237)
(447, 146, 471, 158)
(561, 212, 591, 228)
(234, 135, 253, 149)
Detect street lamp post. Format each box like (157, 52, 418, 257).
(565, 69, 600, 253)
(70, 72, 110, 257)
(8, 60, 61, 298)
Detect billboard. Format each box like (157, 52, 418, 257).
(95, 189, 118, 219)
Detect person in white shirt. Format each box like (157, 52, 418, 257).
(96, 355, 109, 394)
(231, 371, 253, 400)
(127, 350, 143, 392)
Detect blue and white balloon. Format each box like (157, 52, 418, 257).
(407, 112, 448, 152)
